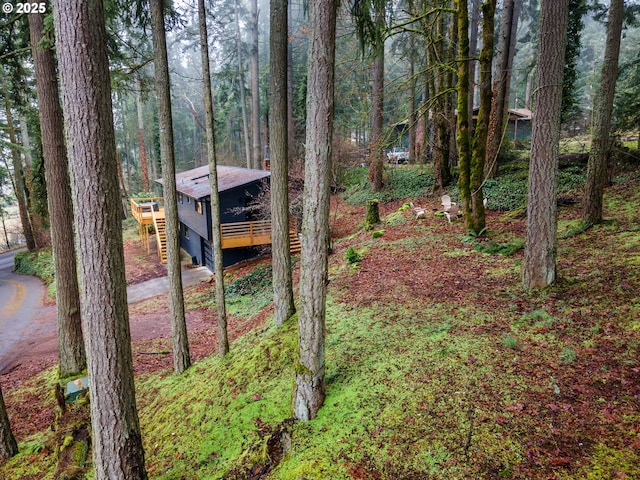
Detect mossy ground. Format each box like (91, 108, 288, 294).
(2, 162, 640, 479)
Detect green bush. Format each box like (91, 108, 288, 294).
(342, 166, 434, 204)
(14, 249, 55, 285)
(345, 246, 363, 265)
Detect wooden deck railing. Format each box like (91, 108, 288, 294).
(130, 197, 164, 225)
(130, 197, 298, 253)
(221, 219, 272, 249)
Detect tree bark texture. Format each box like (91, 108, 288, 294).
(53, 1, 147, 478)
(270, 0, 296, 327)
(429, 12, 452, 190)
(1, 82, 36, 251)
(136, 80, 150, 192)
(0, 385, 18, 461)
(485, 0, 521, 178)
(29, 6, 86, 378)
(287, 2, 296, 162)
(368, 27, 385, 192)
(250, 0, 262, 169)
(235, 0, 252, 169)
(456, 0, 472, 215)
(582, 0, 623, 225)
(468, 0, 481, 139)
(150, 0, 191, 373)
(522, 0, 569, 289)
(294, 0, 337, 421)
(199, 0, 229, 356)
(465, 0, 495, 233)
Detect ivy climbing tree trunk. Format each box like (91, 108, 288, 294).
(522, 0, 570, 289)
(294, 0, 337, 421)
(270, 0, 296, 327)
(199, 0, 229, 356)
(54, 0, 148, 477)
(150, 0, 191, 373)
(29, 4, 86, 378)
(582, 0, 624, 226)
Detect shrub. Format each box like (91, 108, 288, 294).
(345, 246, 363, 265)
(14, 249, 55, 286)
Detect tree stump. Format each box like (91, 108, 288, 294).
(364, 199, 380, 231)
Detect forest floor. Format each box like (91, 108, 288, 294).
(1, 164, 639, 479)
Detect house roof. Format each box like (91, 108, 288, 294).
(508, 108, 532, 120)
(159, 165, 270, 200)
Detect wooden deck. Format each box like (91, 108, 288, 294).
(130, 197, 300, 259)
(130, 198, 165, 258)
(221, 220, 272, 249)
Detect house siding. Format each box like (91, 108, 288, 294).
(177, 178, 268, 271)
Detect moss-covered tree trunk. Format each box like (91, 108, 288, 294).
(368, 16, 385, 192)
(459, 0, 495, 234)
(456, 0, 471, 214)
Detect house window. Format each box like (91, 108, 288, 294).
(196, 201, 203, 214)
(186, 196, 191, 204)
(178, 193, 183, 204)
(184, 225, 190, 239)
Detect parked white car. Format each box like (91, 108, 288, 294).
(386, 147, 409, 164)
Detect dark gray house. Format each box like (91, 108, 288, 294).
(166, 165, 270, 270)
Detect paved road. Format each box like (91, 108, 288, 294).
(0, 250, 48, 373)
(0, 250, 212, 373)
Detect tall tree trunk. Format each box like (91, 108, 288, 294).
(250, 0, 262, 169)
(150, 0, 191, 374)
(294, 0, 337, 421)
(136, 79, 150, 192)
(582, 0, 623, 225)
(367, 4, 386, 192)
(235, 0, 252, 169)
(466, 0, 495, 233)
(199, 0, 229, 356)
(53, 1, 148, 477)
(287, 1, 296, 162)
(468, 0, 481, 139)
(408, 34, 417, 164)
(1, 81, 36, 251)
(456, 0, 472, 217)
(522, 0, 570, 289)
(0, 385, 18, 461)
(270, 0, 296, 327)
(485, 0, 521, 178)
(29, 5, 86, 378)
(429, 12, 452, 190)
